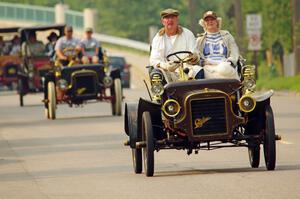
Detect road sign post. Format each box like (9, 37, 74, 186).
(246, 14, 262, 79)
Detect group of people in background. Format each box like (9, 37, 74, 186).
(0, 35, 21, 56)
(1, 26, 101, 66)
(55, 26, 100, 66)
(150, 8, 240, 81)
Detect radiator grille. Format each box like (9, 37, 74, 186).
(191, 98, 227, 136)
(73, 74, 97, 96)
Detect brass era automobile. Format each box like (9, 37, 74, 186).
(18, 24, 65, 106)
(0, 27, 21, 90)
(44, 53, 123, 120)
(124, 51, 280, 177)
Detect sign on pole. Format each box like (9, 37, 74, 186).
(246, 14, 262, 51)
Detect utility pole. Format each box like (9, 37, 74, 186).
(234, 0, 244, 52)
(292, 0, 300, 74)
(188, 0, 197, 34)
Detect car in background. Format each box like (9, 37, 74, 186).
(18, 24, 65, 106)
(0, 27, 21, 90)
(108, 56, 131, 88)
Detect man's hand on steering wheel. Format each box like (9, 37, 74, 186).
(166, 51, 193, 64)
(186, 53, 200, 65)
(160, 61, 180, 72)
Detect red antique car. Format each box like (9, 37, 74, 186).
(0, 27, 21, 90)
(18, 24, 65, 106)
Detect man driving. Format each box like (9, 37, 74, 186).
(150, 8, 203, 82)
(55, 26, 80, 66)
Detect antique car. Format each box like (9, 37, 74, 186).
(108, 56, 131, 88)
(0, 27, 21, 90)
(124, 51, 281, 177)
(44, 58, 123, 120)
(18, 24, 65, 106)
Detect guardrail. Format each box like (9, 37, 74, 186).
(0, 2, 150, 52)
(0, 2, 55, 24)
(93, 33, 150, 52)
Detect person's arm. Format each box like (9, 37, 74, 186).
(55, 39, 67, 60)
(186, 30, 200, 65)
(80, 40, 87, 56)
(226, 33, 239, 66)
(149, 34, 163, 67)
(94, 39, 100, 56)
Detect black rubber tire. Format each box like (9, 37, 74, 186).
(142, 111, 154, 177)
(47, 82, 56, 120)
(18, 79, 24, 107)
(248, 145, 260, 168)
(127, 109, 142, 174)
(132, 149, 142, 174)
(263, 105, 276, 170)
(114, 78, 122, 116)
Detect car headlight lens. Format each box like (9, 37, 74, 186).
(28, 72, 34, 78)
(57, 79, 68, 90)
(151, 83, 164, 96)
(243, 78, 256, 90)
(238, 95, 256, 112)
(162, 99, 181, 117)
(103, 76, 113, 87)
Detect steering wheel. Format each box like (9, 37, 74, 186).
(166, 51, 193, 63)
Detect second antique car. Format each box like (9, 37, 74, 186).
(18, 24, 65, 106)
(44, 59, 123, 119)
(0, 27, 21, 90)
(124, 51, 281, 177)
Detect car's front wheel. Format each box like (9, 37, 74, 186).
(47, 81, 56, 120)
(263, 105, 276, 170)
(111, 78, 122, 116)
(142, 111, 154, 177)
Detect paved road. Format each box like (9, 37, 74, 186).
(0, 49, 300, 199)
(0, 89, 300, 199)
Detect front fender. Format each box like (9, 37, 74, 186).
(253, 89, 274, 104)
(245, 90, 274, 135)
(137, 98, 163, 141)
(110, 68, 121, 79)
(124, 102, 139, 148)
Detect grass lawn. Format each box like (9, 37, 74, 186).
(256, 64, 300, 92)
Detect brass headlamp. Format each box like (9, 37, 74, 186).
(151, 73, 164, 101)
(162, 99, 181, 117)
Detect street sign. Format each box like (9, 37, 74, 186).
(246, 14, 262, 32)
(248, 30, 262, 51)
(247, 14, 262, 51)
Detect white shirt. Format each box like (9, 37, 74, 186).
(150, 27, 198, 67)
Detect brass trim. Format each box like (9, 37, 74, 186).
(67, 69, 98, 90)
(162, 99, 181, 117)
(175, 89, 228, 124)
(238, 94, 256, 112)
(189, 96, 229, 137)
(173, 89, 245, 138)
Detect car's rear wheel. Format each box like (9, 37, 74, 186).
(248, 145, 260, 168)
(127, 109, 142, 174)
(111, 78, 122, 116)
(263, 105, 276, 170)
(142, 111, 154, 177)
(47, 81, 56, 120)
(132, 148, 142, 174)
(18, 79, 24, 107)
